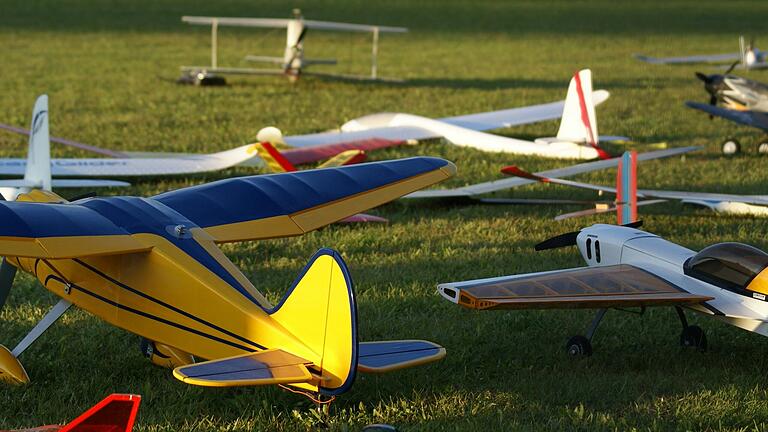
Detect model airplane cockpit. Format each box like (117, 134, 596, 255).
(683, 242, 768, 299)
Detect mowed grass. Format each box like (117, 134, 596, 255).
(3, 0, 768, 430)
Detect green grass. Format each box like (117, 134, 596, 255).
(3, 0, 768, 430)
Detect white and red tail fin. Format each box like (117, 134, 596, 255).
(557, 69, 610, 159)
(256, 141, 297, 173)
(615, 150, 638, 225)
(9, 394, 141, 432)
(24, 95, 52, 191)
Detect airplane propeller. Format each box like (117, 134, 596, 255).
(535, 221, 643, 251)
(694, 70, 730, 118)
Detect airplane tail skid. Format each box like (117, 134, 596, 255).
(556, 69, 610, 159)
(269, 249, 358, 396)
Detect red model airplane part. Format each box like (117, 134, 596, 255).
(6, 394, 141, 432)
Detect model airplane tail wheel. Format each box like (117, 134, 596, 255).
(680, 325, 707, 351)
(721, 139, 741, 155)
(565, 335, 592, 357)
(757, 141, 768, 154)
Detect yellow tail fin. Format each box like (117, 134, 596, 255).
(269, 249, 358, 395)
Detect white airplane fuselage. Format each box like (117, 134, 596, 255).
(577, 224, 768, 336)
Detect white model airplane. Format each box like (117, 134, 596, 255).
(180, 9, 407, 84)
(439, 222, 768, 356)
(0, 95, 128, 200)
(635, 36, 768, 70)
(506, 150, 768, 218)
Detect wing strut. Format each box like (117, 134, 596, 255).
(12, 299, 72, 357)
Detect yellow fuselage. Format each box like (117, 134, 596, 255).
(12, 228, 321, 387)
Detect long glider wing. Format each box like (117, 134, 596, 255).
(282, 90, 610, 150)
(154, 157, 455, 243)
(439, 264, 712, 310)
(405, 146, 699, 199)
(0, 144, 261, 177)
(685, 102, 768, 131)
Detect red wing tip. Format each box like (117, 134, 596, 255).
(500, 166, 545, 181)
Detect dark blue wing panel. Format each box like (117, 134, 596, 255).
(153, 157, 450, 228)
(0, 201, 128, 238)
(686, 102, 768, 131)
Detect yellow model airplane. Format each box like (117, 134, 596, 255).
(0, 156, 454, 401)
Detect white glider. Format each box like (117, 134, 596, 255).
(282, 69, 614, 160)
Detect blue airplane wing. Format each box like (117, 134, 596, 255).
(686, 101, 768, 131)
(154, 157, 455, 243)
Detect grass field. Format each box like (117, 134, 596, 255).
(3, 0, 768, 430)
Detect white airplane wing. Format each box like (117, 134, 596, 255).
(634, 53, 740, 65)
(405, 146, 699, 199)
(0, 144, 260, 177)
(182, 16, 407, 33)
(182, 16, 293, 28)
(282, 90, 610, 149)
(303, 19, 406, 33)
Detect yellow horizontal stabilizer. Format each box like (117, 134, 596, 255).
(172, 349, 314, 387)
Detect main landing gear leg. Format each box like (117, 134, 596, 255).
(676, 306, 707, 351)
(565, 308, 607, 357)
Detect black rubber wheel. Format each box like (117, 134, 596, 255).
(565, 335, 593, 357)
(680, 325, 707, 351)
(139, 338, 154, 358)
(757, 141, 768, 154)
(721, 139, 741, 155)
